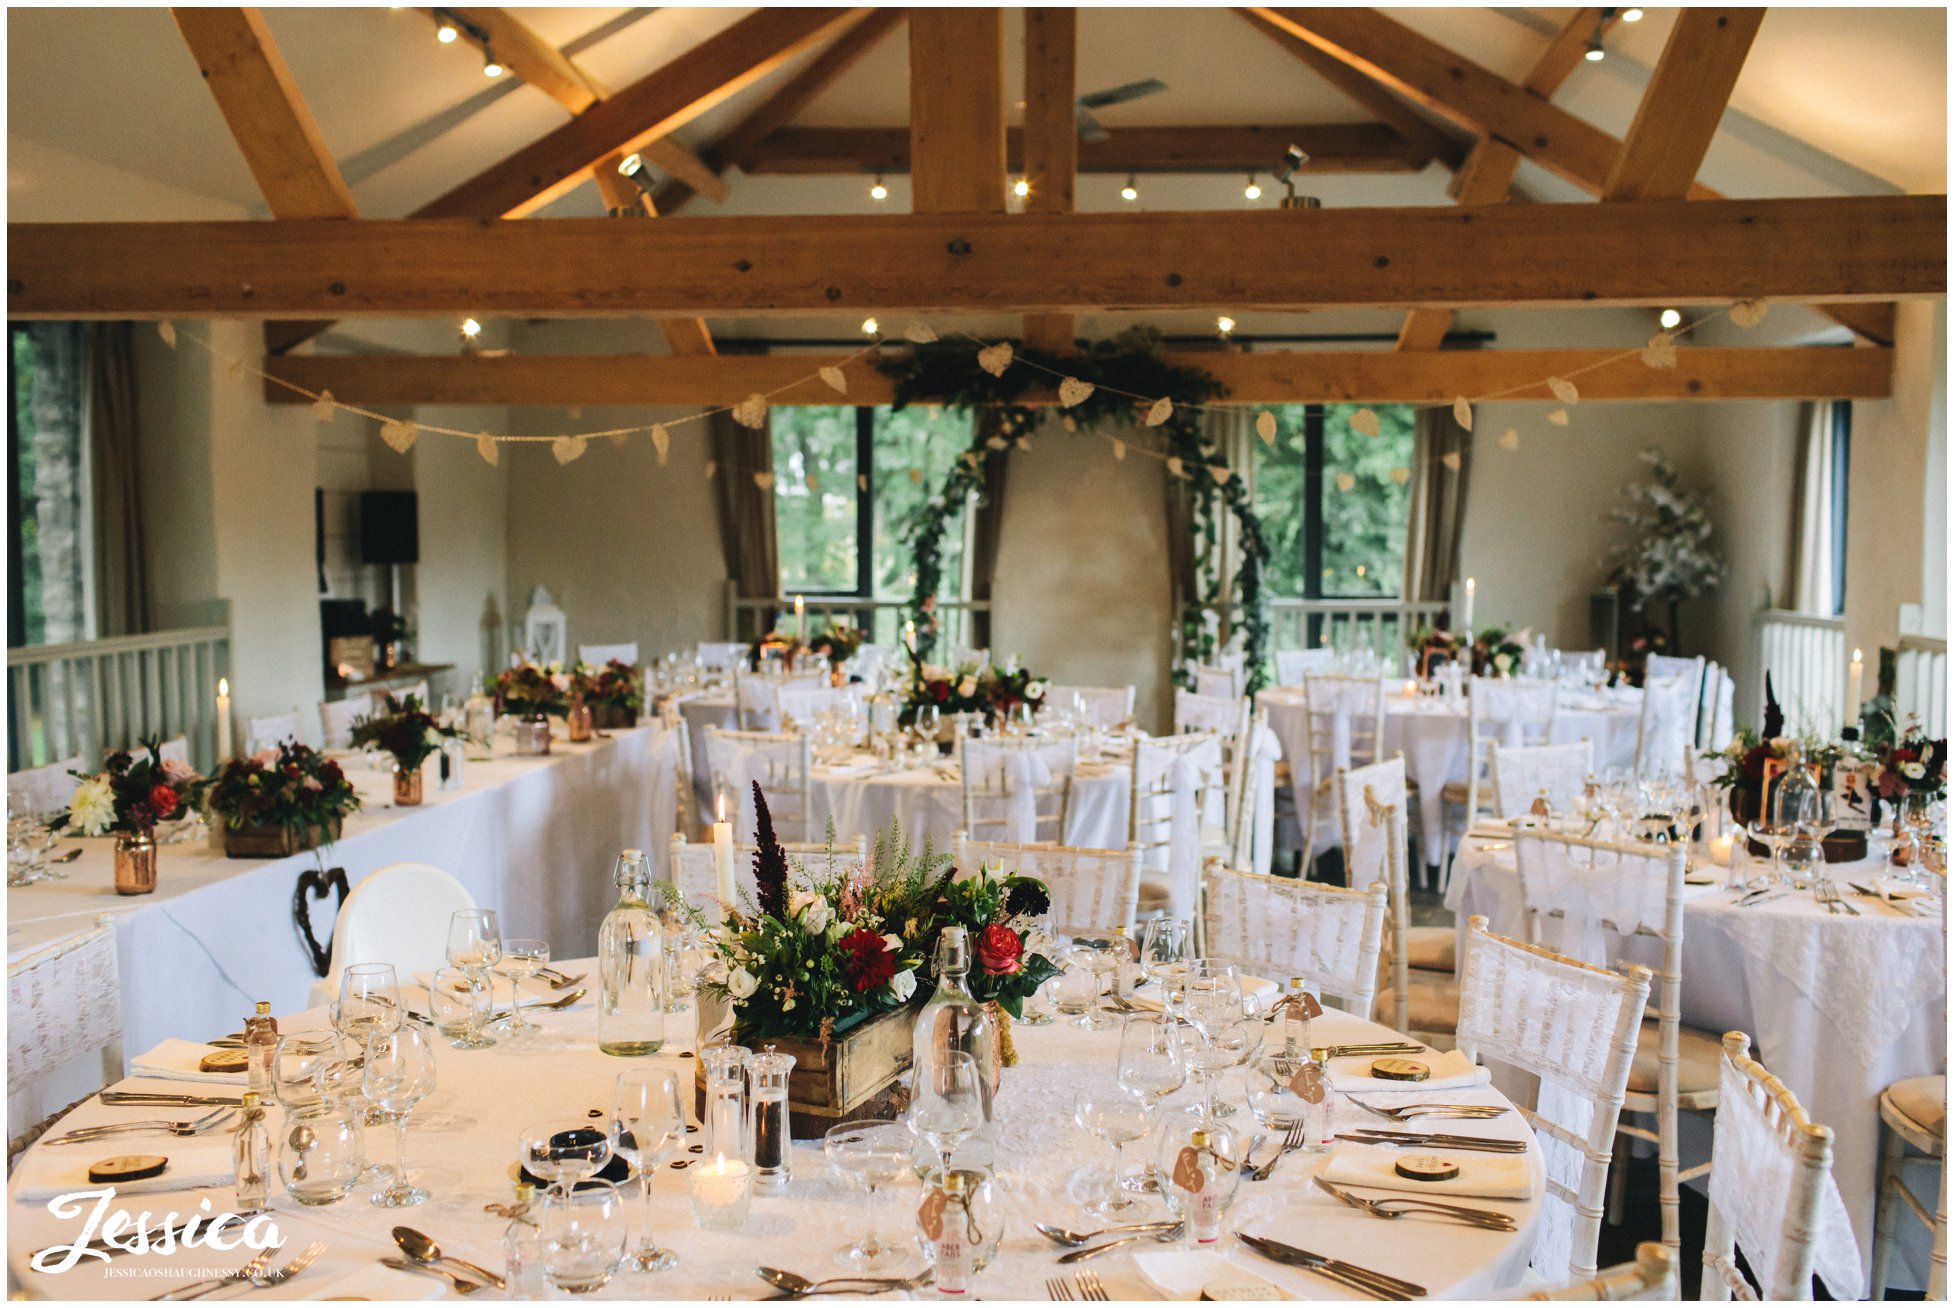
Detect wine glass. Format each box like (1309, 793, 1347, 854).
(1016, 909, 1057, 1026)
(1070, 927, 1132, 1013)
(824, 1119, 914, 1271)
(1072, 1086, 1157, 1217)
(913, 703, 940, 752)
(447, 909, 502, 1046)
(537, 1180, 628, 1295)
(497, 938, 551, 1040)
(335, 964, 403, 1047)
(611, 1069, 685, 1274)
(362, 1024, 437, 1207)
(1116, 1012, 1186, 1189)
(1052, 944, 1105, 1029)
(1138, 918, 1190, 1001)
(428, 966, 493, 1050)
(522, 1118, 615, 1201)
(908, 1050, 986, 1178)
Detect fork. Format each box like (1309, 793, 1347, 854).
(1074, 1270, 1110, 1301)
(1344, 1095, 1506, 1123)
(1047, 1277, 1074, 1301)
(1314, 1176, 1516, 1230)
(1815, 882, 1860, 916)
(1250, 1122, 1305, 1182)
(150, 1248, 277, 1300)
(248, 1243, 326, 1292)
(47, 1107, 236, 1146)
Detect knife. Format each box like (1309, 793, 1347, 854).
(1336, 1131, 1528, 1154)
(99, 1092, 244, 1107)
(1238, 1234, 1427, 1298)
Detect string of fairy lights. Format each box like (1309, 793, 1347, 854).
(159, 295, 1767, 486)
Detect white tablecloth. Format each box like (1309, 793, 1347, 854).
(1257, 686, 1642, 865)
(6, 725, 679, 1061)
(1448, 836, 1947, 1288)
(8, 970, 1545, 1300)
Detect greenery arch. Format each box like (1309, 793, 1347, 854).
(874, 330, 1273, 693)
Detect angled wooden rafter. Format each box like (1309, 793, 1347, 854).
(1021, 7, 1078, 352)
(1603, 9, 1764, 202)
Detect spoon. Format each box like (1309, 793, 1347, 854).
(756, 1267, 931, 1297)
(1034, 1219, 1180, 1247)
(392, 1227, 508, 1289)
(1056, 1224, 1186, 1263)
(380, 1256, 487, 1294)
(48, 847, 83, 864)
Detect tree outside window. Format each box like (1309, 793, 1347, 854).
(1251, 403, 1414, 603)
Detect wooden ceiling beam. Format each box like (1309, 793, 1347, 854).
(735, 124, 1432, 176)
(1021, 7, 1078, 353)
(414, 7, 863, 220)
(1603, 9, 1764, 202)
(907, 9, 1007, 214)
(258, 346, 1894, 408)
(14, 197, 1939, 319)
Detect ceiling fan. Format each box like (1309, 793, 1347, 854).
(1074, 78, 1167, 143)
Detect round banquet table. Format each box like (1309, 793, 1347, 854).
(1448, 833, 1947, 1289)
(9, 968, 1545, 1300)
(1256, 685, 1643, 866)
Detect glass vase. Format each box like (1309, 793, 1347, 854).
(393, 763, 423, 806)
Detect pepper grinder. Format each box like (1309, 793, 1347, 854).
(749, 1046, 796, 1193)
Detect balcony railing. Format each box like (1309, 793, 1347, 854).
(7, 621, 232, 775)
(724, 585, 990, 655)
(1895, 634, 1947, 737)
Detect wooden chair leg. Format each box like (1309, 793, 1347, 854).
(1607, 1130, 1630, 1227)
(1931, 1152, 1947, 1300)
(1871, 1120, 1908, 1298)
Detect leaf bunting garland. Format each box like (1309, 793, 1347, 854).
(651, 423, 671, 465)
(1350, 407, 1382, 438)
(819, 366, 848, 395)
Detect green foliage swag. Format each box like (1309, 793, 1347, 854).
(874, 329, 1273, 692)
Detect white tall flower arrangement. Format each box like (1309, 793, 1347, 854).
(1609, 450, 1723, 643)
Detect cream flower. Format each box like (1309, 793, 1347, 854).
(958, 677, 978, 698)
(794, 892, 831, 936)
(727, 967, 758, 1000)
(1903, 761, 1927, 780)
(882, 932, 903, 953)
(1026, 681, 1046, 701)
(888, 969, 917, 1003)
(68, 777, 116, 836)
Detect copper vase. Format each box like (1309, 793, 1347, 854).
(568, 702, 594, 742)
(393, 763, 424, 806)
(114, 831, 158, 896)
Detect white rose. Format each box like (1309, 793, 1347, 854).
(1903, 761, 1927, 780)
(1493, 652, 1512, 673)
(882, 933, 903, 953)
(67, 777, 116, 837)
(727, 967, 758, 1000)
(958, 677, 978, 697)
(798, 895, 831, 936)
(888, 970, 917, 1003)
(424, 726, 444, 749)
(1026, 680, 1046, 701)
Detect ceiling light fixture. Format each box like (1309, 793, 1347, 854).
(1658, 307, 1683, 330)
(861, 317, 879, 336)
(482, 47, 503, 77)
(1013, 177, 1031, 199)
(436, 20, 458, 42)
(459, 318, 483, 353)
(869, 174, 888, 202)
(1120, 174, 1139, 202)
(1584, 37, 1605, 61)
(1216, 315, 1236, 336)
(1620, 6, 1644, 20)
(1243, 174, 1262, 201)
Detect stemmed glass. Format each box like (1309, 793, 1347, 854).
(1116, 1012, 1185, 1190)
(1016, 909, 1056, 1026)
(611, 1069, 685, 1274)
(362, 1024, 437, 1207)
(913, 704, 941, 757)
(825, 1119, 914, 1271)
(1183, 965, 1257, 1118)
(1138, 918, 1191, 1005)
(446, 909, 502, 1048)
(908, 1050, 987, 1178)
(522, 1118, 615, 1201)
(497, 938, 551, 1040)
(1072, 1086, 1157, 1217)
(1071, 927, 1133, 1014)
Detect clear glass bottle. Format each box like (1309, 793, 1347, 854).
(598, 849, 667, 1055)
(464, 671, 496, 761)
(502, 1181, 546, 1297)
(911, 927, 994, 1172)
(1770, 742, 1822, 887)
(243, 1001, 278, 1099)
(1158, 1120, 1242, 1245)
(233, 1091, 271, 1210)
(1281, 978, 1311, 1061)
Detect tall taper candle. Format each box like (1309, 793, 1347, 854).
(1463, 577, 1476, 634)
(1848, 648, 1864, 727)
(216, 678, 232, 760)
(794, 594, 806, 640)
(711, 794, 736, 905)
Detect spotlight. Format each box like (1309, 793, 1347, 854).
(869, 174, 888, 202)
(1120, 174, 1138, 202)
(1658, 307, 1683, 330)
(1621, 6, 1644, 19)
(1275, 145, 1321, 209)
(1216, 316, 1236, 336)
(1584, 37, 1605, 61)
(1013, 177, 1030, 199)
(460, 317, 482, 339)
(483, 48, 503, 77)
(861, 317, 879, 336)
(615, 152, 657, 201)
(1243, 174, 1262, 201)
(436, 20, 458, 42)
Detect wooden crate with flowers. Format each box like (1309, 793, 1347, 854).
(206, 741, 361, 859)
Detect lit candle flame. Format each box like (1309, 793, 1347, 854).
(218, 677, 229, 696)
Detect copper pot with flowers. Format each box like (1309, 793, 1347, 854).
(49, 740, 207, 894)
(491, 661, 572, 756)
(349, 693, 458, 806)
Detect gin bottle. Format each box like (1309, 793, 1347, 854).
(911, 927, 994, 1171)
(463, 672, 496, 761)
(598, 849, 667, 1056)
(232, 1091, 271, 1209)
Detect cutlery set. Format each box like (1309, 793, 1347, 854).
(1239, 1233, 1428, 1299)
(1046, 1269, 1111, 1300)
(1814, 882, 1861, 915)
(1313, 1177, 1516, 1231)
(1344, 1095, 1509, 1124)
(44, 1106, 236, 1146)
(149, 1242, 324, 1301)
(1336, 1128, 1528, 1154)
(1247, 1121, 1307, 1181)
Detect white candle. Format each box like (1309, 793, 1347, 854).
(216, 678, 232, 759)
(1708, 834, 1734, 867)
(1848, 648, 1864, 726)
(903, 619, 916, 653)
(689, 1154, 753, 1230)
(711, 794, 736, 905)
(1403, 680, 1419, 698)
(794, 594, 806, 639)
(1463, 577, 1476, 634)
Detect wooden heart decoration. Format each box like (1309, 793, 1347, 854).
(1172, 1145, 1207, 1193)
(292, 866, 349, 978)
(917, 1188, 947, 1240)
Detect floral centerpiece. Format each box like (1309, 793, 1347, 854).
(51, 741, 207, 895)
(808, 623, 865, 673)
(572, 659, 643, 729)
(492, 660, 571, 754)
(1409, 625, 1464, 678)
(749, 630, 808, 672)
(350, 693, 460, 806)
(899, 661, 1047, 729)
(207, 741, 361, 859)
(1470, 625, 1531, 678)
(1869, 719, 1947, 813)
(1607, 449, 1723, 652)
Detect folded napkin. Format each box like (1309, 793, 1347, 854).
(1467, 818, 1516, 840)
(128, 1039, 246, 1086)
(1133, 1249, 1285, 1301)
(1319, 1141, 1532, 1201)
(1124, 975, 1281, 1013)
(12, 1139, 234, 1202)
(1326, 1048, 1490, 1093)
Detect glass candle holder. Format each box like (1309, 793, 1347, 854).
(277, 1103, 365, 1206)
(689, 1153, 754, 1232)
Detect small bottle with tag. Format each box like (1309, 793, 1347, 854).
(1281, 977, 1311, 1061)
(233, 1091, 271, 1209)
(922, 1171, 973, 1296)
(502, 1181, 545, 1296)
(1159, 1121, 1240, 1244)
(243, 1001, 279, 1098)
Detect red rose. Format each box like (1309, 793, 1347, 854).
(148, 785, 179, 819)
(839, 927, 897, 994)
(319, 760, 345, 785)
(973, 923, 1023, 976)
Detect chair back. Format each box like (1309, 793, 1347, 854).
(1703, 1032, 1852, 1301)
(960, 735, 1076, 844)
(323, 862, 476, 993)
(704, 726, 814, 842)
(157, 737, 190, 766)
(1174, 688, 1245, 738)
(320, 694, 372, 751)
(1194, 664, 1241, 700)
(1302, 673, 1387, 784)
(1646, 654, 1706, 725)
(7, 756, 84, 815)
(1130, 730, 1226, 918)
(851, 644, 893, 680)
(696, 641, 747, 672)
(1633, 676, 1695, 779)
(671, 834, 866, 925)
(1045, 685, 1137, 730)
(732, 668, 782, 731)
(1275, 647, 1337, 686)
(778, 681, 863, 728)
(246, 711, 302, 754)
(1203, 864, 1387, 1020)
(1457, 914, 1650, 1282)
(1335, 756, 1411, 1030)
(1697, 662, 1736, 752)
(1460, 677, 1562, 824)
(1525, 1243, 1675, 1301)
(950, 647, 991, 669)
(1492, 740, 1594, 819)
(9, 917, 123, 1103)
(579, 643, 640, 667)
(955, 835, 1144, 935)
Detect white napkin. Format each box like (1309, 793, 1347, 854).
(128, 1039, 246, 1086)
(1467, 818, 1516, 840)
(1133, 1249, 1286, 1300)
(1326, 1048, 1491, 1093)
(1319, 1141, 1532, 1201)
(12, 1140, 235, 1202)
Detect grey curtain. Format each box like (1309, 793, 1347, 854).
(88, 323, 149, 636)
(966, 411, 1011, 649)
(709, 409, 779, 634)
(1787, 401, 1839, 615)
(1402, 406, 1472, 607)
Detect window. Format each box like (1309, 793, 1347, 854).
(1250, 403, 1414, 601)
(770, 405, 974, 635)
(8, 324, 92, 648)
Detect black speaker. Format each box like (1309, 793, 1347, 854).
(359, 491, 419, 566)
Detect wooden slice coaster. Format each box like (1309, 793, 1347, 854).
(1394, 1154, 1461, 1183)
(1370, 1057, 1430, 1082)
(89, 1155, 169, 1184)
(198, 1049, 250, 1074)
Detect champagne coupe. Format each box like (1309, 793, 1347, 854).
(611, 1069, 685, 1273)
(498, 937, 552, 1039)
(824, 1119, 914, 1271)
(362, 1024, 437, 1207)
(1072, 1086, 1157, 1217)
(522, 1118, 615, 1201)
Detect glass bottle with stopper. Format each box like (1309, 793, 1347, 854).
(1274, 986, 1332, 1151)
(598, 849, 667, 1056)
(244, 1001, 279, 1098)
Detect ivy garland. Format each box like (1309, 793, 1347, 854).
(874, 328, 1273, 693)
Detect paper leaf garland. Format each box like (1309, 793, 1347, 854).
(704, 460, 717, 481)
(1547, 376, 1580, 405)
(1144, 397, 1174, 427)
(986, 435, 1010, 450)
(753, 470, 776, 491)
(1498, 429, 1519, 450)
(1729, 299, 1769, 329)
(1166, 456, 1185, 479)
(379, 419, 418, 455)
(311, 390, 337, 424)
(1548, 408, 1571, 427)
(1058, 377, 1095, 408)
(651, 423, 671, 465)
(1209, 464, 1231, 485)
(908, 467, 924, 484)
(857, 474, 868, 491)
(733, 393, 769, 429)
(1112, 439, 1127, 461)
(1255, 410, 1277, 445)
(157, 320, 177, 349)
(1389, 466, 1411, 485)
(818, 366, 848, 395)
(1015, 436, 1031, 451)
(977, 343, 1014, 377)
(552, 436, 588, 465)
(606, 431, 628, 447)
(1641, 332, 1678, 369)
(1334, 471, 1357, 492)
(1441, 451, 1463, 472)
(476, 434, 499, 466)
(1350, 407, 1381, 438)
(1451, 397, 1474, 432)
(226, 356, 245, 379)
(903, 321, 938, 344)
(1062, 415, 1078, 433)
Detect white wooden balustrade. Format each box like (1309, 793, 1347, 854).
(7, 623, 231, 774)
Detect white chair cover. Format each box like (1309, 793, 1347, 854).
(1203, 864, 1387, 1020)
(1492, 740, 1594, 819)
(1705, 1032, 1862, 1300)
(1132, 732, 1226, 918)
(320, 693, 372, 751)
(319, 862, 476, 1000)
(734, 670, 783, 731)
(1698, 662, 1737, 752)
(850, 644, 893, 680)
(1235, 714, 1284, 875)
(1634, 676, 1694, 778)
(951, 647, 990, 669)
(955, 836, 1144, 935)
(7, 756, 84, 814)
(778, 682, 863, 727)
(1174, 688, 1245, 737)
(156, 737, 189, 766)
(579, 642, 640, 667)
(962, 737, 1075, 844)
(703, 727, 814, 842)
(1304, 674, 1386, 779)
(1194, 665, 1241, 700)
(644, 722, 686, 884)
(1646, 653, 1706, 723)
(696, 641, 747, 672)
(1335, 757, 1413, 1030)
(1510, 830, 1680, 967)
(1275, 647, 1337, 686)
(1045, 685, 1137, 730)
(246, 711, 302, 754)
(1472, 677, 1562, 750)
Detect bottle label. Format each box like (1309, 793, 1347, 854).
(1192, 1187, 1222, 1243)
(920, 1189, 969, 1295)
